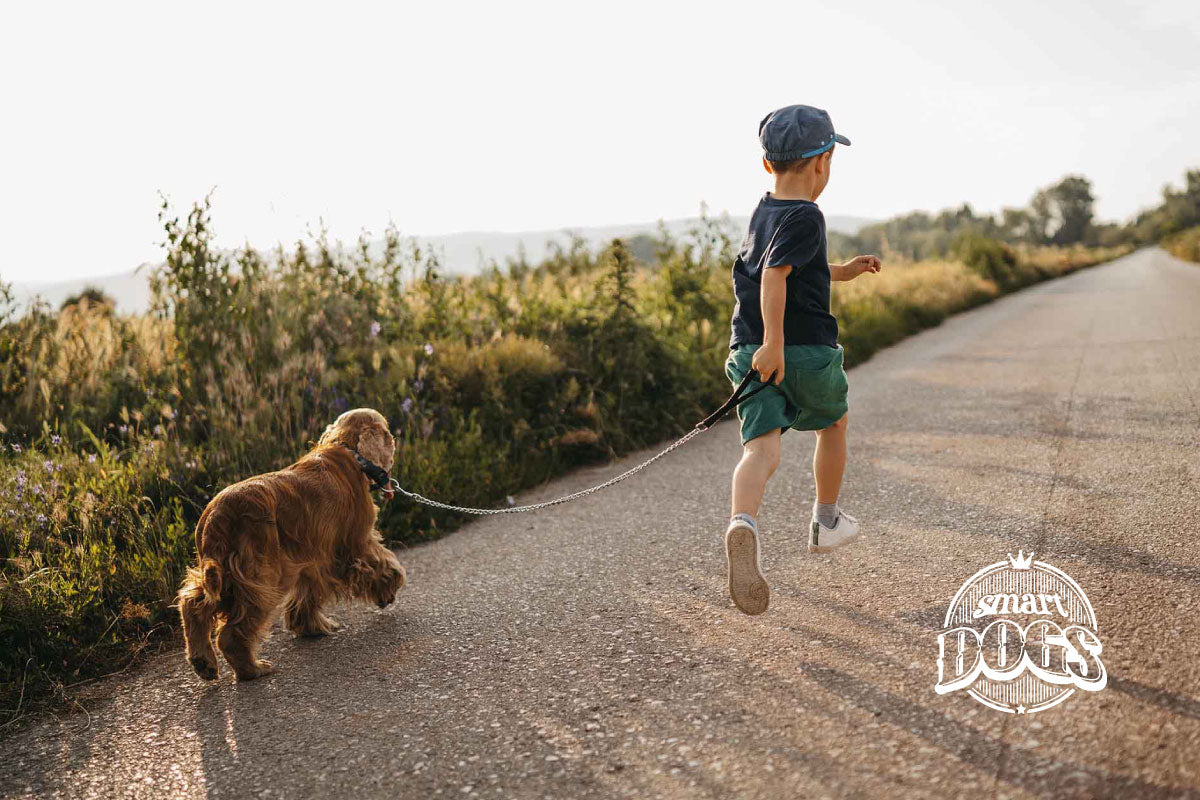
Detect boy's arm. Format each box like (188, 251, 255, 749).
(751, 266, 791, 385)
(832, 255, 882, 281)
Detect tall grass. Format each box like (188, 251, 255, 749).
(1163, 225, 1200, 263)
(0, 201, 1127, 713)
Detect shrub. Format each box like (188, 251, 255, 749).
(1164, 225, 1200, 263)
(952, 232, 1019, 286)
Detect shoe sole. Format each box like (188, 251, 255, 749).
(808, 521, 861, 553)
(726, 526, 769, 615)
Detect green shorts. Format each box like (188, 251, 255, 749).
(724, 344, 849, 444)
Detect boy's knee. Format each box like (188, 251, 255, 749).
(744, 432, 782, 472)
(824, 413, 848, 432)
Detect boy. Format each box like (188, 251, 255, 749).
(724, 104, 881, 616)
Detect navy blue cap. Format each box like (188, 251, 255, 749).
(758, 105, 851, 162)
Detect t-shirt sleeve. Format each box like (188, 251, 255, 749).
(764, 212, 820, 270)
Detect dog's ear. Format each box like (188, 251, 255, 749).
(357, 422, 395, 472)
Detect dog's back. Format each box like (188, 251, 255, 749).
(177, 441, 398, 681)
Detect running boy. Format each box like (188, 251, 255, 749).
(724, 104, 881, 615)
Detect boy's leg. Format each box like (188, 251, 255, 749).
(809, 413, 860, 552)
(726, 430, 779, 615)
(812, 413, 848, 505)
(731, 429, 782, 517)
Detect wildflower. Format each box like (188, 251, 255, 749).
(370, 320, 382, 338)
(50, 434, 61, 446)
(87, 453, 97, 463)
(31, 484, 43, 496)
(43, 459, 55, 474)
(413, 379, 424, 393)
(11, 444, 21, 453)
(401, 398, 414, 414)
(506, 495, 516, 506)
(118, 425, 128, 434)
(154, 424, 165, 436)
(35, 514, 47, 525)
(424, 343, 434, 356)
(15, 470, 26, 487)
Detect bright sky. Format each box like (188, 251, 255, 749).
(2, 0, 1198, 283)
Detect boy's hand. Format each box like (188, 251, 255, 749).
(751, 342, 785, 385)
(837, 255, 882, 280)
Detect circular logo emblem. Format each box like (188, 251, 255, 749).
(935, 551, 1107, 714)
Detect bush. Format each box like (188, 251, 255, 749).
(952, 232, 1019, 286)
(1164, 225, 1200, 263)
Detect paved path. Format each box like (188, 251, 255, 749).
(3, 247, 1199, 799)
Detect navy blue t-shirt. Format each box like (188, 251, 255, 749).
(729, 194, 837, 349)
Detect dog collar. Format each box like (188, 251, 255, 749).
(340, 444, 393, 495)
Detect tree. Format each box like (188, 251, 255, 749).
(60, 285, 115, 312)
(1000, 207, 1035, 243)
(1029, 175, 1095, 245)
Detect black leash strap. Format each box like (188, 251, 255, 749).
(345, 446, 392, 492)
(694, 369, 777, 431)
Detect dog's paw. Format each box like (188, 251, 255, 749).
(234, 659, 275, 681)
(292, 614, 341, 637)
(189, 656, 219, 681)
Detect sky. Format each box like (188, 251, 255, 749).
(2, 0, 1199, 283)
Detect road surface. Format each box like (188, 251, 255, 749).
(3, 247, 1199, 799)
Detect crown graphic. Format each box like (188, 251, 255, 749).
(1007, 550, 1034, 570)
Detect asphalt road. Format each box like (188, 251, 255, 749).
(3, 247, 1199, 799)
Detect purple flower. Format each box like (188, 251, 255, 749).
(370, 320, 382, 338)
(153, 425, 164, 436)
(31, 483, 43, 496)
(118, 425, 128, 434)
(401, 398, 414, 414)
(412, 379, 424, 393)
(424, 343, 434, 356)
(11, 444, 21, 453)
(87, 453, 97, 463)
(43, 459, 55, 474)
(15, 470, 26, 486)
(35, 513, 47, 525)
(50, 434, 61, 445)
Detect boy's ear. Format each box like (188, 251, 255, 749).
(816, 150, 833, 174)
(762, 156, 775, 175)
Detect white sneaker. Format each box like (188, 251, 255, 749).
(809, 511, 861, 553)
(725, 519, 770, 615)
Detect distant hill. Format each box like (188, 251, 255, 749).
(6, 213, 875, 314)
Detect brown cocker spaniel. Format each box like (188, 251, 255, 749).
(178, 408, 406, 681)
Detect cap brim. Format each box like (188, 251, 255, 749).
(834, 133, 851, 146)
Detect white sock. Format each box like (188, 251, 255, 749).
(730, 513, 757, 533)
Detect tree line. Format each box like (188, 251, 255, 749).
(834, 168, 1200, 262)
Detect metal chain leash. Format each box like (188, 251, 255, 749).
(389, 426, 705, 515)
(387, 367, 776, 516)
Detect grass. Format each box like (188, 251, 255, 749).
(0, 199, 1130, 715)
(1163, 225, 1200, 263)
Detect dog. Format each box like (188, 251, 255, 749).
(177, 408, 406, 681)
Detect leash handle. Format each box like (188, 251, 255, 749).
(695, 368, 777, 431)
